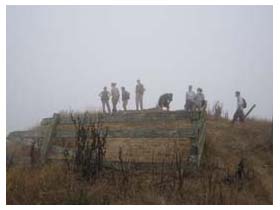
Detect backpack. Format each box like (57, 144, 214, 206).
(242, 98, 247, 108)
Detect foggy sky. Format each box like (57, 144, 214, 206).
(6, 5, 273, 133)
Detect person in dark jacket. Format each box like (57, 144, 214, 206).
(121, 86, 130, 111)
(99, 86, 111, 113)
(158, 93, 173, 111)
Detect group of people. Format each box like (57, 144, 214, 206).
(184, 85, 206, 112)
(212, 91, 247, 123)
(99, 79, 145, 113)
(98, 80, 207, 114)
(98, 80, 247, 124)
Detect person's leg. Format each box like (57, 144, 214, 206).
(102, 101, 106, 113)
(186, 100, 191, 112)
(140, 95, 143, 110)
(232, 109, 238, 123)
(239, 109, 245, 122)
(106, 100, 111, 113)
(114, 100, 118, 112)
(136, 95, 139, 110)
(124, 100, 127, 111)
(111, 99, 115, 113)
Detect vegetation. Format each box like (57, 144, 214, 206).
(6, 116, 272, 204)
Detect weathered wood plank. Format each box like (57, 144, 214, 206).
(55, 127, 196, 138)
(55, 110, 193, 125)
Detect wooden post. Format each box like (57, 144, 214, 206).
(40, 113, 60, 164)
(188, 110, 207, 168)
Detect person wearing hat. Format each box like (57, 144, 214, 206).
(232, 91, 245, 123)
(194, 88, 205, 111)
(121, 86, 130, 111)
(111, 82, 120, 113)
(99, 86, 111, 113)
(135, 79, 145, 111)
(184, 85, 195, 112)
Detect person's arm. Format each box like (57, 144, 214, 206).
(142, 84, 145, 92)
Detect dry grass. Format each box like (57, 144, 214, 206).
(6, 117, 272, 204)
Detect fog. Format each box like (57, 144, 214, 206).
(6, 5, 272, 133)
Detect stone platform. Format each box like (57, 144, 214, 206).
(7, 110, 206, 168)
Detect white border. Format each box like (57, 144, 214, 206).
(1, 0, 278, 209)
(0, 0, 6, 207)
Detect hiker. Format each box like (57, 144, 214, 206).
(135, 79, 145, 111)
(194, 88, 206, 111)
(99, 86, 111, 113)
(225, 111, 229, 120)
(111, 82, 120, 113)
(213, 101, 223, 118)
(184, 85, 196, 112)
(232, 91, 246, 123)
(121, 86, 130, 111)
(158, 93, 173, 111)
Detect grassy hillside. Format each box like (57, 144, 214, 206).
(6, 116, 272, 204)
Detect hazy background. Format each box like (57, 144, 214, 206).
(7, 5, 272, 133)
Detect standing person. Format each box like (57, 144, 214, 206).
(194, 88, 206, 111)
(213, 101, 223, 119)
(184, 85, 196, 112)
(121, 87, 130, 111)
(135, 79, 145, 111)
(111, 83, 120, 113)
(225, 111, 229, 120)
(99, 87, 111, 114)
(232, 91, 246, 123)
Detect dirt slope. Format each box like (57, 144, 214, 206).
(204, 117, 273, 203)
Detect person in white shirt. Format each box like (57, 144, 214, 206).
(232, 91, 245, 123)
(185, 85, 196, 112)
(213, 101, 223, 118)
(111, 82, 120, 113)
(194, 88, 206, 111)
(135, 79, 145, 111)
